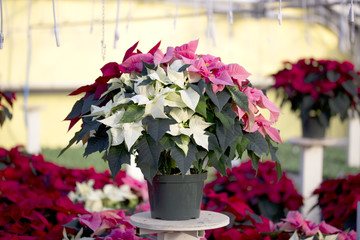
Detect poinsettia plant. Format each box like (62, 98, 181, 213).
(272, 58, 360, 128)
(62, 40, 282, 181)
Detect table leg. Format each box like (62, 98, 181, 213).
(300, 145, 323, 223)
(157, 231, 204, 240)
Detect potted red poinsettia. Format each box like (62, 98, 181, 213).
(272, 58, 360, 138)
(62, 40, 282, 220)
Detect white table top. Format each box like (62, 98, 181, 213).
(130, 211, 230, 231)
(287, 137, 347, 147)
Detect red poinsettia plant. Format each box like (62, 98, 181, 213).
(313, 173, 360, 231)
(272, 58, 360, 128)
(62, 40, 282, 182)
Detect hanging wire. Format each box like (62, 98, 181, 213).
(228, 0, 233, 25)
(278, 0, 282, 25)
(24, 0, 32, 127)
(52, 0, 60, 47)
(0, 0, 4, 49)
(113, 0, 121, 48)
(101, 0, 106, 60)
(349, 0, 354, 23)
(206, 0, 216, 46)
(302, 0, 310, 44)
(174, 0, 179, 29)
(126, 0, 131, 32)
(89, 0, 96, 33)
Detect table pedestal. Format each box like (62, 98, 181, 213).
(130, 211, 229, 240)
(288, 137, 347, 223)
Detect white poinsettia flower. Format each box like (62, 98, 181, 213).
(103, 184, 137, 202)
(89, 100, 114, 118)
(164, 92, 187, 108)
(144, 87, 174, 119)
(167, 123, 192, 136)
(131, 95, 150, 105)
(189, 115, 212, 150)
(85, 199, 104, 212)
(167, 67, 186, 88)
(170, 108, 194, 123)
(134, 78, 156, 97)
(98, 109, 125, 127)
(148, 67, 171, 85)
(179, 87, 200, 111)
(109, 121, 144, 150)
(169, 59, 185, 72)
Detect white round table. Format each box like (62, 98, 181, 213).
(130, 210, 229, 240)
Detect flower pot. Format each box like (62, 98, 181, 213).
(147, 172, 207, 220)
(301, 117, 326, 139)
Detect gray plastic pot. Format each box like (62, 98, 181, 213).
(301, 117, 326, 138)
(147, 172, 207, 220)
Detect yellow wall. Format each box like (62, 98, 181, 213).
(0, 1, 348, 149)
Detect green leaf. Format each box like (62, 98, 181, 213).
(205, 83, 232, 111)
(174, 135, 190, 156)
(170, 143, 197, 175)
(82, 94, 104, 115)
(226, 85, 249, 113)
(65, 99, 84, 120)
(159, 134, 176, 150)
(326, 71, 340, 82)
(248, 150, 260, 175)
(195, 96, 207, 118)
(105, 144, 130, 180)
(136, 134, 162, 181)
(215, 108, 234, 129)
(120, 105, 145, 123)
(208, 151, 227, 176)
(207, 132, 221, 152)
(236, 136, 250, 156)
(244, 131, 269, 155)
(342, 80, 358, 98)
(143, 117, 176, 141)
(58, 129, 82, 157)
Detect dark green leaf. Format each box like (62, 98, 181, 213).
(329, 93, 351, 117)
(326, 71, 340, 82)
(65, 99, 84, 120)
(208, 151, 227, 176)
(137, 77, 153, 86)
(226, 85, 249, 113)
(342, 80, 358, 98)
(82, 94, 103, 115)
(77, 117, 102, 143)
(120, 105, 145, 123)
(141, 61, 156, 75)
(178, 64, 192, 72)
(244, 131, 269, 155)
(207, 132, 221, 152)
(304, 73, 320, 83)
(248, 150, 260, 175)
(170, 143, 197, 175)
(3, 107, 12, 120)
(216, 123, 238, 151)
(105, 144, 130, 180)
(84, 131, 109, 157)
(142, 116, 176, 141)
(216, 91, 232, 111)
(159, 134, 176, 150)
(136, 134, 162, 181)
(62, 219, 82, 230)
(275, 162, 282, 182)
(205, 83, 220, 109)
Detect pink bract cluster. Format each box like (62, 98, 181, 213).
(0, 146, 147, 240)
(67, 40, 282, 144)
